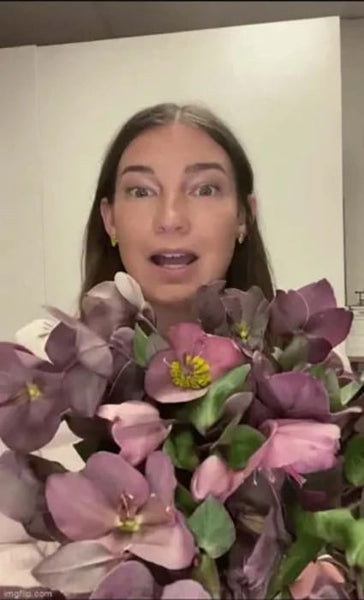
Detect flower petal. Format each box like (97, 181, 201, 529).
(32, 540, 119, 595)
(305, 308, 353, 349)
(46, 471, 117, 539)
(266, 371, 330, 421)
(298, 279, 337, 314)
(83, 451, 149, 510)
(131, 511, 196, 569)
(269, 290, 309, 337)
(191, 455, 233, 503)
(201, 335, 245, 381)
(145, 451, 177, 507)
(162, 580, 211, 599)
(114, 272, 146, 312)
(90, 560, 155, 599)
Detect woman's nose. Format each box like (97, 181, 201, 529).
(152, 193, 191, 235)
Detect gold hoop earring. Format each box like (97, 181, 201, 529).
(110, 235, 118, 248)
(238, 232, 245, 245)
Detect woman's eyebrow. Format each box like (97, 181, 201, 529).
(119, 162, 227, 178)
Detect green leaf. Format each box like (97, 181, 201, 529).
(175, 483, 198, 518)
(181, 364, 251, 435)
(340, 380, 363, 406)
(191, 553, 220, 600)
(223, 425, 265, 469)
(268, 534, 323, 598)
(163, 428, 200, 471)
(344, 435, 364, 486)
(345, 519, 364, 567)
(188, 497, 236, 559)
(278, 335, 309, 371)
(133, 323, 149, 367)
(309, 366, 342, 412)
(295, 507, 354, 549)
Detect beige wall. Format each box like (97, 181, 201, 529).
(0, 47, 45, 339)
(341, 19, 364, 307)
(0, 17, 345, 338)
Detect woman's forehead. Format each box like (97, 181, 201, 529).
(118, 122, 234, 175)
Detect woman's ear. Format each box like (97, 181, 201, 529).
(100, 197, 116, 238)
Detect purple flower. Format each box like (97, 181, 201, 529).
(242, 419, 341, 485)
(81, 281, 138, 341)
(97, 401, 171, 465)
(45, 308, 113, 417)
(106, 327, 145, 404)
(249, 352, 332, 427)
(145, 323, 245, 404)
(268, 279, 353, 362)
(221, 286, 270, 355)
(45, 451, 196, 569)
(0, 343, 67, 452)
(90, 560, 210, 599)
(190, 455, 245, 504)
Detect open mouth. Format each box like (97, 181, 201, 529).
(150, 252, 198, 267)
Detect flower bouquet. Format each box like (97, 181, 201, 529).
(1, 273, 364, 599)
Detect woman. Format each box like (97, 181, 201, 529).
(80, 102, 274, 335)
(5, 102, 275, 590)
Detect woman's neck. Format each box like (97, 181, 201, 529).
(152, 301, 198, 338)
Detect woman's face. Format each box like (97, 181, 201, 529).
(101, 122, 246, 309)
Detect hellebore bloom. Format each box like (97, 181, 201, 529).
(97, 401, 171, 465)
(45, 309, 113, 417)
(0, 343, 67, 452)
(81, 281, 139, 342)
(243, 419, 341, 484)
(145, 323, 244, 403)
(106, 327, 145, 403)
(90, 560, 210, 599)
(114, 272, 155, 324)
(191, 455, 245, 503)
(221, 286, 270, 355)
(289, 559, 349, 599)
(250, 354, 332, 427)
(45, 450, 196, 569)
(268, 279, 353, 362)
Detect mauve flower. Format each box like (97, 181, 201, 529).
(81, 281, 138, 342)
(243, 419, 341, 485)
(106, 327, 145, 404)
(191, 455, 245, 504)
(221, 286, 270, 355)
(249, 353, 332, 427)
(46, 450, 196, 569)
(268, 279, 353, 362)
(0, 343, 67, 452)
(114, 272, 155, 324)
(97, 401, 171, 465)
(145, 323, 244, 404)
(90, 560, 210, 599)
(290, 559, 349, 599)
(45, 309, 113, 417)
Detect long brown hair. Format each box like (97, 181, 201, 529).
(79, 103, 275, 309)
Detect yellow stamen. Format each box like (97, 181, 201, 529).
(235, 322, 250, 342)
(26, 382, 41, 401)
(169, 353, 211, 389)
(117, 518, 141, 533)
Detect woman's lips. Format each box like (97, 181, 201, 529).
(150, 252, 198, 267)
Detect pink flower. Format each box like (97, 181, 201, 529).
(290, 559, 347, 599)
(190, 455, 245, 503)
(243, 419, 340, 484)
(145, 323, 244, 403)
(45, 451, 195, 570)
(97, 401, 171, 465)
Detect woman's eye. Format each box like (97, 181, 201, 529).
(194, 184, 221, 197)
(125, 186, 154, 198)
